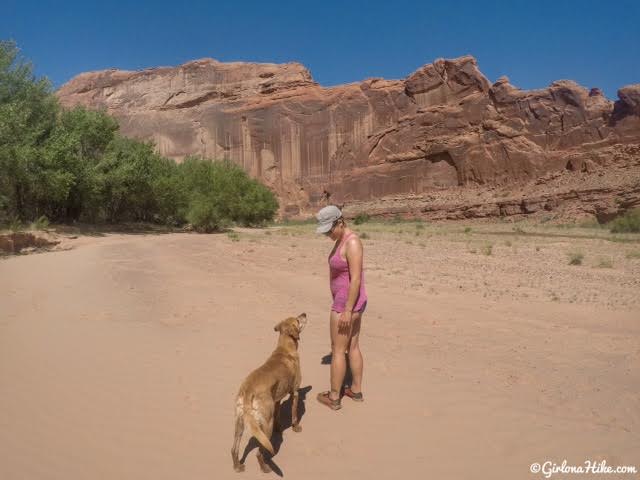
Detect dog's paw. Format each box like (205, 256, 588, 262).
(293, 424, 303, 433)
(257, 453, 272, 473)
(233, 463, 245, 473)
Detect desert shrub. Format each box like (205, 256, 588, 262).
(481, 243, 493, 255)
(568, 251, 584, 265)
(30, 215, 49, 230)
(578, 218, 604, 229)
(596, 257, 613, 268)
(186, 194, 228, 232)
(609, 208, 640, 233)
(178, 157, 278, 231)
(353, 213, 370, 225)
(8, 216, 23, 232)
(229, 177, 279, 227)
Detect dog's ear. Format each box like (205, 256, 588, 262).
(297, 313, 307, 331)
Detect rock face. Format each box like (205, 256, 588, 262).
(57, 56, 640, 220)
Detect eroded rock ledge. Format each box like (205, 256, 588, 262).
(57, 56, 640, 220)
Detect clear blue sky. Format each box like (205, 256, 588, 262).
(2, 0, 639, 99)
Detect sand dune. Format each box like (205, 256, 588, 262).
(1, 227, 638, 479)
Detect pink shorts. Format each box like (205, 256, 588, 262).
(331, 299, 367, 314)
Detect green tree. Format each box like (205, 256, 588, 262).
(0, 40, 59, 221)
(0, 41, 278, 230)
(43, 106, 118, 220)
(93, 136, 167, 222)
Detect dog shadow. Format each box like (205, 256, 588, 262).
(240, 385, 312, 476)
(320, 353, 353, 389)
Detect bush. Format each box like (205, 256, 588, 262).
(8, 216, 23, 232)
(186, 194, 227, 232)
(30, 215, 49, 230)
(596, 257, 613, 268)
(481, 243, 493, 256)
(92, 137, 168, 222)
(609, 208, 640, 233)
(178, 157, 278, 231)
(568, 252, 584, 265)
(390, 214, 404, 224)
(354, 213, 370, 225)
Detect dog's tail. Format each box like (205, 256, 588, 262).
(244, 412, 275, 455)
(238, 393, 275, 455)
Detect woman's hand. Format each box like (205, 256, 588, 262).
(338, 310, 353, 334)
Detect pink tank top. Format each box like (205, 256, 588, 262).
(329, 233, 367, 313)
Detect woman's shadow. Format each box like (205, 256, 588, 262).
(240, 385, 312, 476)
(321, 353, 353, 391)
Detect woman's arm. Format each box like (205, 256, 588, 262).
(343, 236, 363, 314)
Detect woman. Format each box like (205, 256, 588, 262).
(315, 205, 367, 410)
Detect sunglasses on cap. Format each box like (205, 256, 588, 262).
(324, 219, 340, 235)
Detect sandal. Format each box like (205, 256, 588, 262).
(317, 391, 342, 410)
(344, 387, 364, 402)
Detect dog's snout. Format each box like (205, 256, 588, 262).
(297, 313, 308, 331)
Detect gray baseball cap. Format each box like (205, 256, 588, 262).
(316, 205, 342, 234)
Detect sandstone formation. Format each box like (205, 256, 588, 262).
(57, 56, 640, 220)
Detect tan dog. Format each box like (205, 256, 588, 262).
(231, 313, 307, 473)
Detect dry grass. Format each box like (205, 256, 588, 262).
(595, 257, 613, 268)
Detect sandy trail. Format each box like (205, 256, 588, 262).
(1, 230, 638, 479)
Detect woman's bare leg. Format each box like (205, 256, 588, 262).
(329, 310, 350, 401)
(347, 312, 363, 393)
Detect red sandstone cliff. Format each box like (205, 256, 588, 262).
(57, 56, 640, 221)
